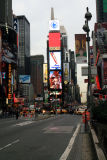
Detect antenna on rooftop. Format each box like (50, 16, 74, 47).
(51, 7, 54, 20)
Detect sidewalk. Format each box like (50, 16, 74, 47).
(81, 122, 106, 160)
(80, 123, 97, 160)
(88, 122, 106, 160)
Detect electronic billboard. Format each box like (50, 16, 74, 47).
(49, 71, 62, 89)
(49, 32, 61, 50)
(75, 34, 87, 64)
(49, 51, 61, 70)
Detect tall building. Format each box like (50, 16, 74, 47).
(47, 8, 63, 104)
(0, 0, 12, 27)
(30, 55, 44, 98)
(96, 0, 107, 23)
(60, 25, 68, 62)
(17, 15, 30, 75)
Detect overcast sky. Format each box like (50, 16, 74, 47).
(12, 0, 96, 62)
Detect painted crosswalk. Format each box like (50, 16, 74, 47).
(14, 121, 34, 127)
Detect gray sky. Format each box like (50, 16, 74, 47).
(13, 0, 96, 62)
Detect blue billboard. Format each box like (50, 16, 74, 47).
(19, 75, 30, 83)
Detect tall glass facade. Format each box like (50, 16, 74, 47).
(96, 0, 107, 22)
(17, 16, 30, 75)
(0, 0, 12, 26)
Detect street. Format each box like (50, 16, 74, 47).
(0, 114, 96, 160)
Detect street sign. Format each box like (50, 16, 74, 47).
(82, 66, 97, 76)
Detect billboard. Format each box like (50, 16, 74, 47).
(49, 20, 60, 31)
(8, 64, 12, 100)
(49, 71, 62, 89)
(75, 34, 87, 63)
(63, 63, 69, 84)
(49, 32, 61, 50)
(19, 75, 30, 83)
(43, 64, 48, 83)
(49, 51, 61, 70)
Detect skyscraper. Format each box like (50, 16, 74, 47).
(60, 25, 68, 62)
(17, 15, 30, 75)
(96, 0, 107, 23)
(0, 0, 12, 27)
(30, 55, 44, 97)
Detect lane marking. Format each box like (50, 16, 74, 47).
(59, 124, 81, 160)
(0, 139, 20, 151)
(14, 121, 34, 127)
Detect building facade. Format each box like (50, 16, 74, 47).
(96, 0, 107, 23)
(30, 55, 44, 98)
(0, 0, 12, 27)
(17, 15, 30, 75)
(13, 15, 31, 101)
(0, 0, 18, 110)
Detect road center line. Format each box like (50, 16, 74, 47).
(0, 139, 20, 151)
(59, 124, 81, 160)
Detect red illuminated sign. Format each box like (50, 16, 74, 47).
(49, 33, 61, 50)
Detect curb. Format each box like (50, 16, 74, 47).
(88, 122, 106, 160)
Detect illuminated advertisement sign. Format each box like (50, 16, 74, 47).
(49, 51, 61, 70)
(8, 64, 12, 100)
(75, 34, 87, 63)
(49, 33, 61, 50)
(50, 91, 62, 95)
(49, 20, 60, 31)
(49, 71, 62, 89)
(43, 64, 48, 83)
(19, 75, 31, 83)
(63, 63, 69, 84)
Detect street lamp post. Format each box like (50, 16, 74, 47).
(83, 7, 92, 121)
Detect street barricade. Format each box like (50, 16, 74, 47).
(82, 111, 90, 123)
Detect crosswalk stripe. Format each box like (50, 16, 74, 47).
(14, 121, 34, 127)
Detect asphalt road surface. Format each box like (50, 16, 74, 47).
(0, 114, 95, 160)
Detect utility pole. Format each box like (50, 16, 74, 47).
(83, 7, 92, 122)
